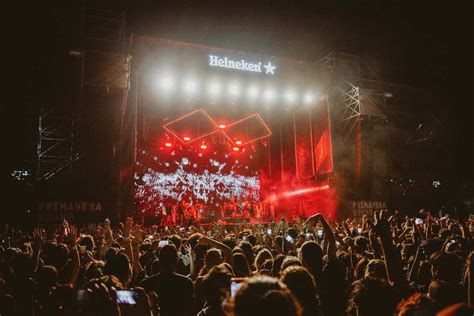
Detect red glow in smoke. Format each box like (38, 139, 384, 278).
(264, 184, 330, 203)
(165, 142, 172, 148)
(260, 179, 338, 221)
(282, 184, 330, 198)
(183, 136, 191, 141)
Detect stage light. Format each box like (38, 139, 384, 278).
(235, 140, 242, 145)
(284, 89, 297, 104)
(165, 142, 172, 148)
(218, 124, 226, 129)
(200, 144, 207, 150)
(183, 79, 198, 95)
(303, 93, 315, 105)
(233, 147, 240, 152)
(183, 136, 191, 141)
(228, 82, 240, 96)
(158, 75, 175, 91)
(208, 80, 221, 97)
(247, 85, 259, 99)
(263, 88, 275, 102)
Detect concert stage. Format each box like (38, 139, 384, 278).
(132, 37, 337, 223)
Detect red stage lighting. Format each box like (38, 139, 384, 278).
(235, 140, 242, 145)
(165, 142, 172, 148)
(232, 147, 240, 152)
(282, 185, 330, 198)
(200, 144, 207, 150)
(183, 136, 191, 141)
(163, 109, 271, 146)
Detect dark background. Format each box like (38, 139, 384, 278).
(4, 0, 472, 222)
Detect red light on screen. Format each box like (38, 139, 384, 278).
(235, 140, 242, 145)
(165, 142, 172, 148)
(183, 136, 191, 141)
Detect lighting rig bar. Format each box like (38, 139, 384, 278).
(163, 108, 272, 147)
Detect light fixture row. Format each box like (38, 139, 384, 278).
(155, 74, 322, 105)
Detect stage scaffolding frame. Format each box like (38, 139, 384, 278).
(340, 82, 361, 143)
(82, 7, 126, 47)
(35, 6, 128, 184)
(318, 52, 393, 205)
(318, 52, 385, 139)
(36, 108, 81, 182)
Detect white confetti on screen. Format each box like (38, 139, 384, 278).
(135, 154, 260, 214)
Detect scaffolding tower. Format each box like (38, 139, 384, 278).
(319, 52, 392, 207)
(35, 6, 128, 183)
(36, 108, 81, 181)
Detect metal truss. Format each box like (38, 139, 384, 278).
(318, 53, 387, 143)
(84, 51, 129, 89)
(36, 108, 81, 182)
(339, 81, 361, 143)
(83, 8, 126, 44)
(318, 52, 378, 81)
(163, 108, 272, 147)
(34, 6, 127, 184)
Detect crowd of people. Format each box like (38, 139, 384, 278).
(0, 209, 473, 316)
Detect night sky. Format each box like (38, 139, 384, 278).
(5, 0, 473, 189)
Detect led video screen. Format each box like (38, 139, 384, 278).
(134, 144, 263, 216)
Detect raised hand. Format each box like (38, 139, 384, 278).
(32, 228, 46, 252)
(60, 219, 70, 242)
(368, 210, 391, 239)
(123, 217, 133, 238)
(102, 218, 113, 244)
(185, 244, 195, 261)
(304, 213, 323, 227)
(131, 224, 143, 245)
(102, 218, 111, 236)
(65, 225, 78, 247)
(32, 227, 47, 272)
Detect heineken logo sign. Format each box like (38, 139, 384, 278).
(208, 55, 276, 75)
